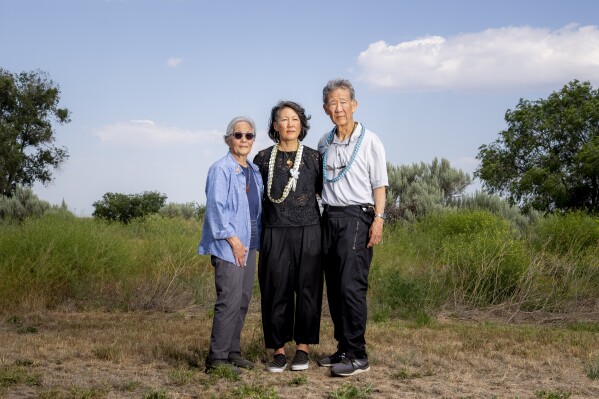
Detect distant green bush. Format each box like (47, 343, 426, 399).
(449, 191, 541, 231)
(386, 158, 471, 222)
(92, 191, 167, 224)
(159, 202, 205, 220)
(0, 186, 50, 221)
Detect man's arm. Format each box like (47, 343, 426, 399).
(367, 186, 386, 248)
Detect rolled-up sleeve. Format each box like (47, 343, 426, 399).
(369, 135, 389, 189)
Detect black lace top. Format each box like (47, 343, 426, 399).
(253, 145, 322, 227)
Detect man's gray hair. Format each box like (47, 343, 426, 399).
(322, 78, 356, 103)
(224, 116, 256, 143)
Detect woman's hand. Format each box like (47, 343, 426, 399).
(227, 236, 248, 267)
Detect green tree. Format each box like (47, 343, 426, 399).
(92, 191, 167, 224)
(475, 80, 599, 213)
(386, 157, 471, 221)
(0, 69, 71, 197)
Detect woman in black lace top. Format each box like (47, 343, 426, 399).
(253, 100, 323, 373)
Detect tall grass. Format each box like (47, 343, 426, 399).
(369, 209, 599, 319)
(1, 209, 598, 315)
(0, 212, 212, 312)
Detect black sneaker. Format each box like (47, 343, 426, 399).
(317, 350, 345, 367)
(267, 353, 287, 372)
(228, 352, 255, 369)
(290, 350, 309, 371)
(331, 357, 370, 377)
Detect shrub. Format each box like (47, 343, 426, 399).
(386, 158, 471, 222)
(159, 202, 205, 220)
(531, 211, 599, 254)
(449, 191, 541, 231)
(0, 186, 50, 221)
(92, 191, 167, 224)
(418, 208, 513, 239)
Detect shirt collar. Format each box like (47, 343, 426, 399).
(332, 122, 361, 145)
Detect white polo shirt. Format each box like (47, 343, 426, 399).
(317, 122, 388, 207)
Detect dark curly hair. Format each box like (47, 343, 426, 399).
(267, 100, 311, 143)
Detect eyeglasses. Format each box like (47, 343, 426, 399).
(232, 132, 255, 140)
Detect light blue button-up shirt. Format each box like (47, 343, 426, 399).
(198, 152, 263, 264)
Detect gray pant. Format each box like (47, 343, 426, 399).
(209, 250, 256, 360)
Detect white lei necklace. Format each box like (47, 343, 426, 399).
(267, 143, 304, 204)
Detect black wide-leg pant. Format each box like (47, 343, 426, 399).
(322, 205, 374, 360)
(259, 224, 323, 349)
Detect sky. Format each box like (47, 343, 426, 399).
(2, 0, 599, 216)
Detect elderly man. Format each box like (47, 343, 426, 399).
(317, 78, 388, 377)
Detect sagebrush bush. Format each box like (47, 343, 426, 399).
(0, 186, 51, 221)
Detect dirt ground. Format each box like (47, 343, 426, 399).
(1, 307, 599, 399)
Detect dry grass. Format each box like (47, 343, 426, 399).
(1, 306, 599, 399)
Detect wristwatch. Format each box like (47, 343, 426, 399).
(374, 213, 386, 220)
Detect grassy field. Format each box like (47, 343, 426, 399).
(1, 210, 598, 398)
(1, 309, 599, 398)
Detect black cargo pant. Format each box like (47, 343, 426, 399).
(322, 205, 374, 360)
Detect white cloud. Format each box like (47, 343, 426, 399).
(357, 24, 599, 91)
(167, 57, 183, 67)
(96, 120, 222, 146)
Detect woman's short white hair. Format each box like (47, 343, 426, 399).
(224, 116, 256, 144)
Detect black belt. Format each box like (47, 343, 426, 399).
(323, 204, 372, 212)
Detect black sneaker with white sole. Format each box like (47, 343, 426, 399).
(317, 350, 345, 367)
(331, 357, 370, 377)
(290, 350, 309, 371)
(267, 353, 287, 372)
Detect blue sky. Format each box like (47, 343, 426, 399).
(2, 0, 599, 216)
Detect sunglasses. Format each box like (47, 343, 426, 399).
(232, 132, 255, 140)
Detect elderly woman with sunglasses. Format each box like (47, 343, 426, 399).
(253, 101, 323, 373)
(199, 116, 263, 375)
